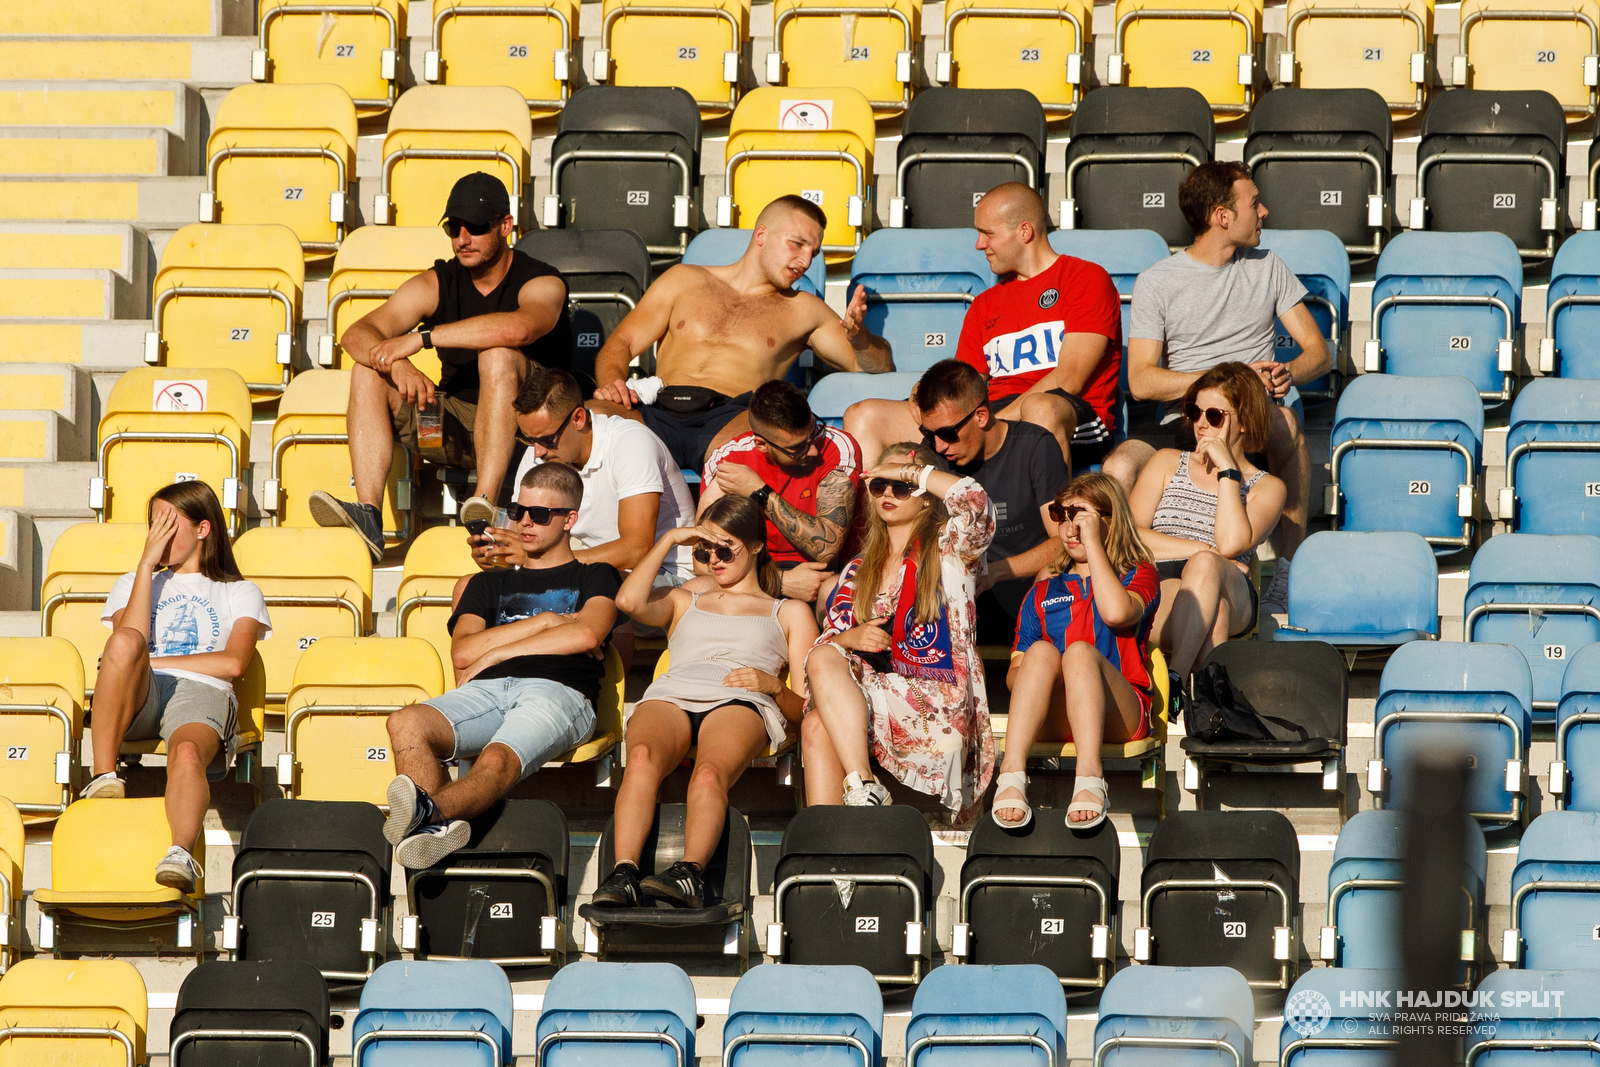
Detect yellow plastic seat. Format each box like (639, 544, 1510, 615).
(319, 225, 453, 374)
(145, 223, 305, 400)
(1281, 0, 1432, 119)
(1109, 0, 1264, 119)
(0, 799, 21, 972)
(0, 638, 84, 825)
(374, 86, 533, 231)
(266, 370, 415, 544)
(934, 0, 1093, 117)
(40, 524, 145, 702)
(202, 83, 359, 257)
(92, 367, 252, 537)
(254, 0, 406, 119)
(540, 646, 626, 786)
(719, 86, 876, 264)
(279, 636, 445, 806)
(650, 649, 798, 759)
(1454, 0, 1600, 119)
(768, 0, 920, 116)
(423, 0, 581, 118)
(396, 525, 479, 686)
(597, 0, 751, 116)
(0, 958, 147, 1065)
(32, 799, 205, 958)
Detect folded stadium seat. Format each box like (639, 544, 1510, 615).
(1061, 88, 1215, 249)
(684, 226, 827, 295)
(1365, 231, 1522, 402)
(1278, 968, 1400, 1067)
(951, 813, 1119, 990)
(891, 89, 1048, 229)
(547, 646, 626, 785)
(0, 638, 83, 824)
(718, 87, 876, 264)
(1106, 0, 1264, 119)
(1371, 641, 1534, 830)
(1504, 810, 1600, 968)
(516, 229, 652, 389)
(353, 959, 513, 1064)
(0, 958, 147, 1066)
(396, 525, 478, 687)
(905, 963, 1067, 1065)
(422, 0, 580, 119)
(319, 224, 454, 371)
(38, 523, 144, 701)
(253, 0, 405, 118)
(1278, 0, 1432, 121)
(1554, 644, 1600, 810)
(535, 961, 696, 1064)
(170, 959, 329, 1066)
(1410, 90, 1568, 260)
(92, 367, 253, 537)
(544, 86, 702, 257)
(374, 86, 533, 231)
(1541, 233, 1600, 376)
(595, 0, 750, 117)
(767, 0, 919, 118)
(401, 799, 569, 966)
(1092, 965, 1254, 1067)
(932, 0, 1092, 118)
(768, 805, 934, 986)
(1133, 810, 1299, 989)
(1256, 229, 1349, 400)
(234, 527, 374, 705)
(201, 84, 358, 258)
(0, 799, 18, 972)
(847, 229, 994, 373)
(33, 798, 205, 958)
(1274, 531, 1439, 645)
(722, 964, 882, 1065)
(278, 637, 445, 805)
(1500, 380, 1600, 536)
(808, 370, 923, 426)
(1451, 0, 1600, 120)
(1468, 969, 1600, 1067)
(226, 799, 391, 984)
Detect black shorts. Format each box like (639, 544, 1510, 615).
(1155, 558, 1258, 638)
(989, 388, 1112, 468)
(684, 699, 762, 745)
(641, 392, 753, 473)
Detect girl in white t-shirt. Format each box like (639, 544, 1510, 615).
(86, 481, 272, 893)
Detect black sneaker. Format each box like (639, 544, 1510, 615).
(384, 774, 442, 846)
(641, 861, 708, 910)
(308, 490, 384, 563)
(590, 862, 643, 908)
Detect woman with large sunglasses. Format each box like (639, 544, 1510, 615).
(590, 495, 819, 911)
(803, 443, 997, 823)
(1128, 361, 1286, 682)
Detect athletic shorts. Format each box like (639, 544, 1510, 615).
(989, 388, 1112, 467)
(641, 392, 753, 473)
(126, 673, 236, 782)
(425, 676, 597, 779)
(393, 392, 478, 470)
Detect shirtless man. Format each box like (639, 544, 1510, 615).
(591, 195, 895, 471)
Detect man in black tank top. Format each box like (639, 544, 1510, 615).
(308, 173, 574, 562)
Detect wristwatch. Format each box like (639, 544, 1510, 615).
(750, 485, 774, 509)
(1217, 468, 1244, 482)
(419, 325, 434, 350)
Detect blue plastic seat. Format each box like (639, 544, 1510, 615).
(722, 964, 882, 1066)
(807, 371, 922, 426)
(1328, 374, 1483, 553)
(1093, 965, 1254, 1067)
(1278, 969, 1400, 1067)
(684, 228, 826, 297)
(535, 961, 696, 1066)
(1273, 532, 1438, 645)
(1367, 231, 1522, 402)
(1543, 231, 1600, 379)
(1468, 970, 1600, 1067)
(906, 964, 1065, 1067)
(1554, 644, 1600, 811)
(848, 229, 994, 374)
(1506, 812, 1600, 970)
(1501, 379, 1600, 536)
(1372, 642, 1533, 829)
(352, 960, 513, 1065)
(1257, 229, 1349, 403)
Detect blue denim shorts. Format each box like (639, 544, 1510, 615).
(424, 676, 596, 779)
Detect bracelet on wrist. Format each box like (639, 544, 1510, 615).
(915, 465, 935, 494)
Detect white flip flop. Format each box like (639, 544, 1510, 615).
(991, 770, 1033, 829)
(1065, 775, 1109, 830)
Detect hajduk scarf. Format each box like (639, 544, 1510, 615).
(836, 552, 958, 684)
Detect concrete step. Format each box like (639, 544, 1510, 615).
(0, 128, 183, 180)
(0, 610, 37, 637)
(0, 0, 254, 38)
(0, 270, 144, 320)
(0, 81, 204, 177)
(0, 36, 258, 88)
(0, 366, 94, 464)
(0, 176, 206, 228)
(0, 509, 35, 612)
(0, 220, 150, 292)
(0, 320, 153, 368)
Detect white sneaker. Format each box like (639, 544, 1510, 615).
(458, 495, 496, 526)
(1259, 558, 1291, 617)
(79, 771, 124, 800)
(843, 772, 891, 807)
(154, 846, 201, 894)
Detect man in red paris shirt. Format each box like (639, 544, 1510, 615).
(846, 182, 1122, 470)
(699, 380, 864, 602)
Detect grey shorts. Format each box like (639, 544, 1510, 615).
(126, 673, 236, 781)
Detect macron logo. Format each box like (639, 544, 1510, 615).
(1041, 594, 1074, 607)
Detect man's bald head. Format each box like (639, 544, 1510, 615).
(978, 182, 1050, 234)
(755, 194, 828, 233)
(974, 183, 1055, 276)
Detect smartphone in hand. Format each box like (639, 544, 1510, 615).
(464, 519, 490, 538)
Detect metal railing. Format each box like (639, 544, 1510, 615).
(538, 1028, 685, 1066)
(549, 149, 693, 254)
(258, 4, 400, 109)
(942, 6, 1083, 111)
(772, 871, 925, 985)
(725, 1031, 872, 1067)
(1368, 292, 1516, 400)
(169, 1028, 319, 1065)
(773, 5, 913, 110)
(232, 867, 382, 981)
(152, 285, 297, 394)
(1464, 602, 1600, 710)
(895, 150, 1037, 200)
(1244, 148, 1386, 255)
(405, 866, 563, 966)
(205, 145, 349, 253)
(1112, 8, 1256, 113)
(1373, 708, 1526, 823)
(431, 4, 572, 108)
(1283, 6, 1427, 114)
(600, 4, 743, 111)
(723, 149, 867, 254)
(1415, 151, 1562, 258)
(1456, 9, 1600, 116)
(957, 873, 1113, 988)
(1327, 437, 1477, 547)
(0, 703, 73, 815)
(1139, 876, 1295, 988)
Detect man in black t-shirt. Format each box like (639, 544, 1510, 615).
(310, 172, 574, 563)
(382, 463, 619, 869)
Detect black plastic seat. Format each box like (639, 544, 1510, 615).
(170, 960, 330, 1067)
(1064, 87, 1215, 248)
(894, 88, 1048, 229)
(515, 228, 652, 392)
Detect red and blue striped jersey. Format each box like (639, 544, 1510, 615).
(1013, 562, 1161, 694)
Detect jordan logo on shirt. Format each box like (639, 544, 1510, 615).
(983, 321, 1067, 377)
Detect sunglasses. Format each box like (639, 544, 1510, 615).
(443, 218, 499, 238)
(1183, 403, 1234, 428)
(507, 502, 573, 526)
(755, 422, 823, 460)
(691, 540, 741, 564)
(1048, 502, 1111, 524)
(868, 478, 919, 500)
(517, 406, 577, 450)
(920, 404, 982, 445)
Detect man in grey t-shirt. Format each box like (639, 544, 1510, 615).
(1101, 160, 1332, 615)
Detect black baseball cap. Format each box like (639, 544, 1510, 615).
(441, 172, 511, 227)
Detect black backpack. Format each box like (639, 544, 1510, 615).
(1184, 662, 1309, 744)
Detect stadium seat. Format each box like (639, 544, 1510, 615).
(1541, 234, 1600, 376)
(1365, 231, 1522, 401)
(1093, 965, 1254, 1067)
(1256, 229, 1349, 400)
(536, 961, 697, 1064)
(201, 84, 358, 257)
(227, 799, 391, 983)
(92, 367, 253, 537)
(595, 0, 750, 116)
(1062, 88, 1215, 248)
(1500, 380, 1600, 536)
(550, 645, 626, 782)
(374, 86, 533, 230)
(932, 1, 1092, 117)
(33, 797, 205, 958)
(1554, 643, 1600, 810)
(718, 87, 876, 262)
(891, 89, 1047, 229)
(1134, 810, 1299, 989)
(1410, 89, 1567, 259)
(1451, 0, 1600, 119)
(1106, 0, 1263, 117)
(253, 0, 405, 118)
(769, 805, 934, 985)
(1326, 374, 1483, 551)
(234, 527, 374, 704)
(396, 525, 478, 686)
(1278, 0, 1431, 120)
(1278, 968, 1400, 1067)
(847, 229, 994, 373)
(544, 86, 702, 256)
(0, 800, 18, 973)
(402, 799, 569, 966)
(1371, 641, 1533, 829)
(1468, 969, 1600, 1067)
(170, 959, 330, 1066)
(684, 226, 827, 295)
(319, 225, 454, 371)
(905, 963, 1066, 1066)
(278, 637, 444, 805)
(1504, 810, 1600, 968)
(423, 0, 580, 119)
(1247, 90, 1392, 257)
(516, 229, 652, 388)
(354, 960, 513, 1063)
(0, 958, 147, 1066)
(952, 814, 1119, 989)
(723, 964, 883, 1065)
(39, 523, 144, 699)
(808, 371, 921, 425)
(0, 638, 83, 823)
(767, 0, 918, 117)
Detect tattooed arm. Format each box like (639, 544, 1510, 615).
(765, 467, 857, 567)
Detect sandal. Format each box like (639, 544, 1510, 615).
(1066, 775, 1110, 829)
(991, 770, 1033, 829)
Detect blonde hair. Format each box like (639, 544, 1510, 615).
(854, 442, 946, 624)
(1048, 472, 1153, 577)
